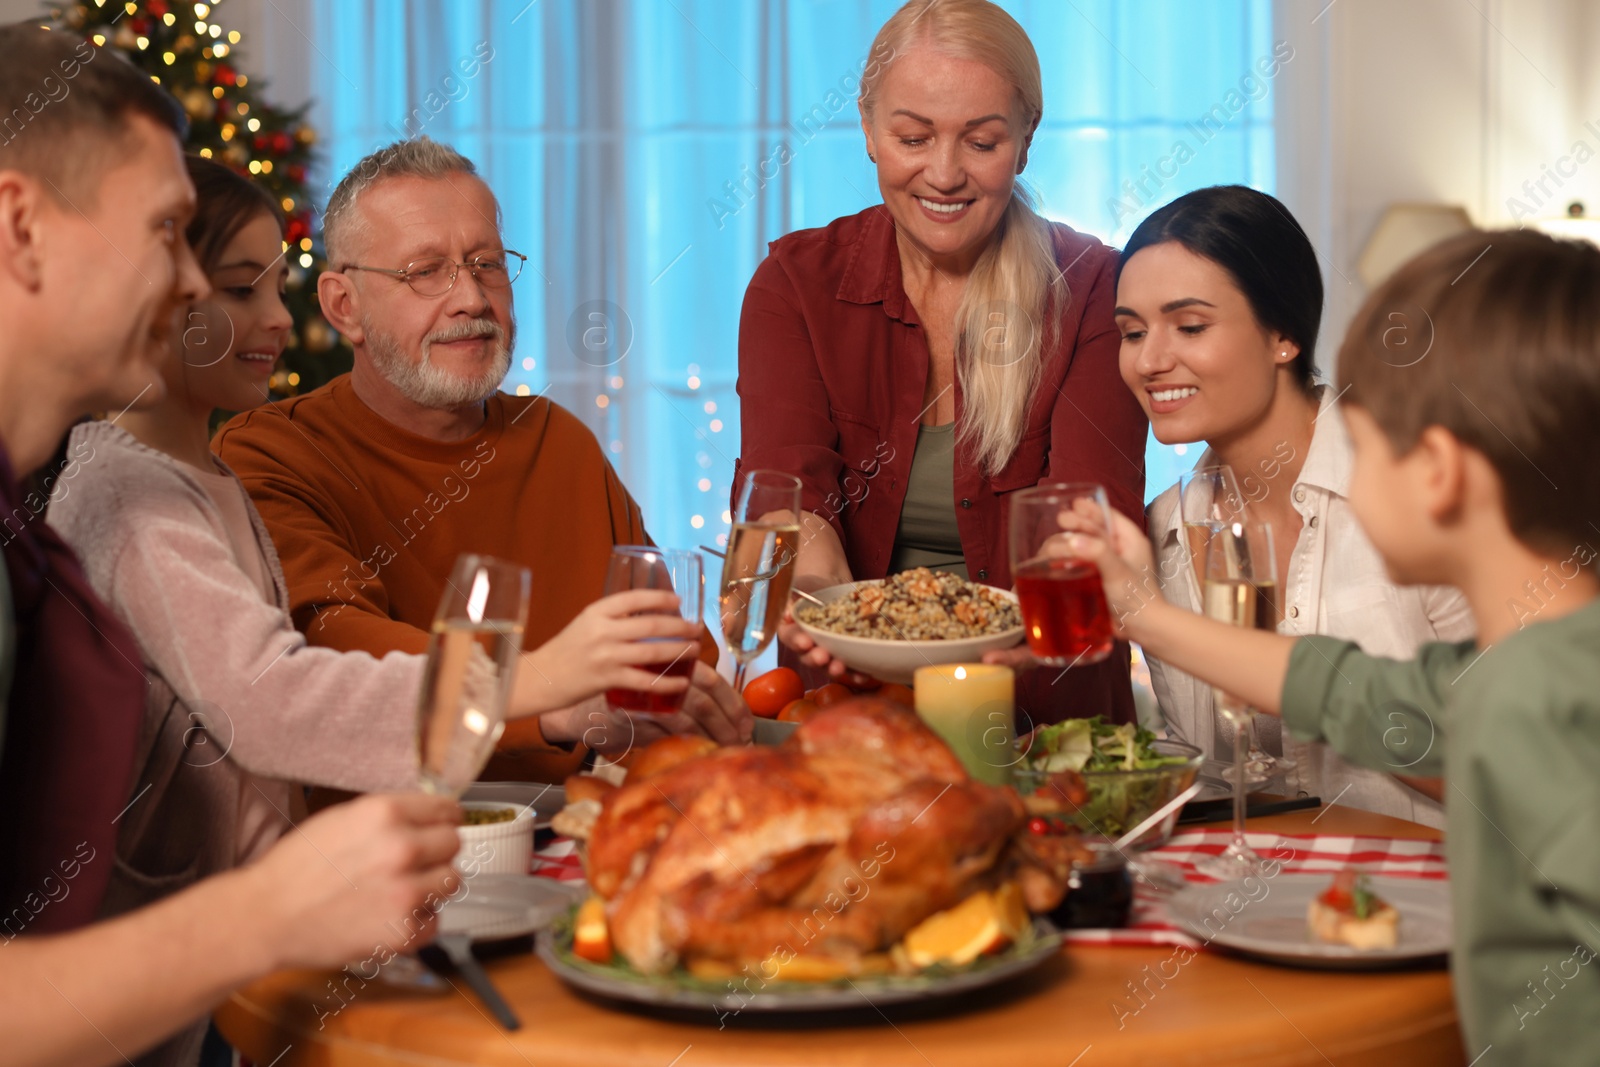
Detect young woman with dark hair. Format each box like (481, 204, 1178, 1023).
(1114, 185, 1473, 826)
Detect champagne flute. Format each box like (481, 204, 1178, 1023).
(416, 554, 531, 796)
(602, 547, 704, 713)
(1196, 520, 1279, 879)
(1009, 483, 1116, 667)
(1179, 466, 1291, 778)
(719, 470, 801, 692)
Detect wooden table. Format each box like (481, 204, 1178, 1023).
(216, 807, 1464, 1067)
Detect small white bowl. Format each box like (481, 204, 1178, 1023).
(793, 579, 1025, 684)
(455, 800, 534, 879)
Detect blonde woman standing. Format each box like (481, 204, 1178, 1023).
(737, 0, 1146, 724)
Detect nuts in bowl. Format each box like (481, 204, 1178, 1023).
(792, 569, 1024, 684)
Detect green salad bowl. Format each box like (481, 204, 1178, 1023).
(1014, 738, 1204, 851)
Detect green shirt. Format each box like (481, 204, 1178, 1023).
(1282, 600, 1600, 1064)
(887, 423, 967, 579)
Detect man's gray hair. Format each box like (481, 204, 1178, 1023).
(322, 136, 490, 265)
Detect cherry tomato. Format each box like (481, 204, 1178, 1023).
(742, 667, 805, 719)
(1028, 817, 1051, 836)
(777, 697, 820, 723)
(811, 683, 854, 708)
(875, 683, 914, 707)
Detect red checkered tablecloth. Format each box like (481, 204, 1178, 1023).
(528, 827, 1448, 948)
(1062, 827, 1448, 948)
(531, 837, 586, 883)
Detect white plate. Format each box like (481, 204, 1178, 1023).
(1166, 875, 1452, 970)
(463, 782, 567, 829)
(793, 579, 1024, 684)
(437, 873, 585, 942)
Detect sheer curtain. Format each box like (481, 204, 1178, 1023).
(310, 0, 1277, 554)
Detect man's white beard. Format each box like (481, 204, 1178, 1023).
(365, 315, 515, 409)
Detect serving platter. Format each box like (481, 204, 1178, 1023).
(1166, 875, 1451, 970)
(537, 911, 1062, 1015)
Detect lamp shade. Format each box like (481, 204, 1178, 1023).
(1357, 203, 1475, 288)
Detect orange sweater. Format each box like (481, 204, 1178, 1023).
(214, 375, 648, 781)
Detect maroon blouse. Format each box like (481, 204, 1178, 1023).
(736, 206, 1149, 725)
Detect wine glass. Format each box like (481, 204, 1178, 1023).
(416, 554, 531, 796)
(1179, 466, 1291, 778)
(602, 547, 704, 714)
(1009, 483, 1115, 668)
(1195, 520, 1279, 879)
(719, 469, 801, 691)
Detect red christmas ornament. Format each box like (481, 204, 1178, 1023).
(287, 164, 307, 184)
(147, 0, 169, 16)
(129, 17, 150, 36)
(285, 215, 311, 246)
(253, 134, 270, 152)
(272, 131, 294, 155)
(215, 65, 238, 87)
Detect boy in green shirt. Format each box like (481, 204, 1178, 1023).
(1070, 228, 1600, 1064)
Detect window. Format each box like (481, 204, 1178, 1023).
(311, 0, 1277, 553)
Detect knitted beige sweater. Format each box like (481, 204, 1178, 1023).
(47, 421, 422, 907)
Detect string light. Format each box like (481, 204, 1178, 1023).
(690, 515, 705, 529)
(213, 43, 229, 57)
(135, 35, 149, 49)
(697, 478, 711, 491)
(299, 238, 312, 251)
(162, 51, 175, 64)
(515, 384, 532, 397)
(212, 86, 224, 98)
(287, 372, 301, 387)
(228, 30, 241, 43)
(609, 375, 624, 388)
(686, 375, 701, 389)
(219, 123, 234, 140)
(248, 160, 261, 174)
(520, 357, 535, 371)
(246, 117, 261, 131)
(199, 147, 212, 158)
(237, 103, 249, 115)
(162, 12, 175, 25)
(596, 395, 610, 409)
(709, 419, 723, 432)
(209, 24, 221, 38)
(610, 440, 623, 454)
(194, 2, 211, 15)
(298, 252, 313, 267)
(92, 33, 105, 45)
(195, 19, 206, 32)
(280, 196, 294, 211)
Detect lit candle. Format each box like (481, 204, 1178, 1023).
(913, 664, 1015, 786)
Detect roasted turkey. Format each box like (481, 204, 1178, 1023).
(583, 698, 1088, 975)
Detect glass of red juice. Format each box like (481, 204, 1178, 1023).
(1009, 484, 1115, 666)
(601, 546, 705, 713)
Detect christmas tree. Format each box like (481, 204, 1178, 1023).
(50, 0, 349, 396)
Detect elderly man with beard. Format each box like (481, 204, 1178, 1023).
(216, 138, 748, 781)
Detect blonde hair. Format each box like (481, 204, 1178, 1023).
(860, 0, 1064, 476)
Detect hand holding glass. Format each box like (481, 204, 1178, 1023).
(1009, 483, 1116, 667)
(602, 547, 704, 714)
(416, 554, 531, 796)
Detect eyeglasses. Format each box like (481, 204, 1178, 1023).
(339, 250, 527, 297)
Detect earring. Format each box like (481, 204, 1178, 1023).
(868, 151, 876, 163)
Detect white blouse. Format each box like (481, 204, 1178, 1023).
(1144, 387, 1476, 828)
